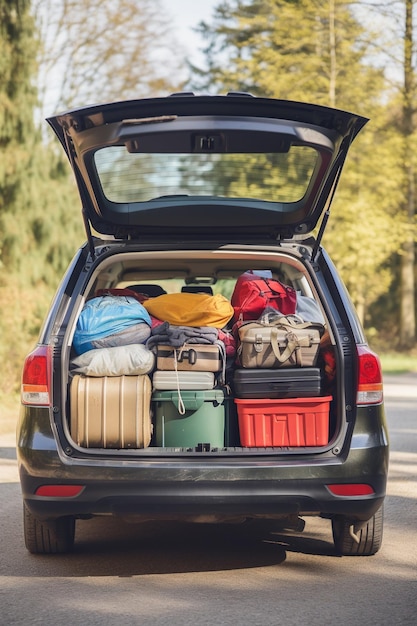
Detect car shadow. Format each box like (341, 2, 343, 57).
(37, 517, 337, 577)
(70, 518, 290, 574)
(1, 453, 338, 578)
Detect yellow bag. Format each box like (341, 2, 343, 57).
(143, 293, 234, 328)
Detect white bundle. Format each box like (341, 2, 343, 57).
(71, 344, 155, 377)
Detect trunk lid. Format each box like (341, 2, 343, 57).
(47, 93, 367, 242)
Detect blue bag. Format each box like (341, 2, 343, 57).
(73, 295, 152, 355)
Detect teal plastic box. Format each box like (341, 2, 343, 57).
(152, 389, 235, 448)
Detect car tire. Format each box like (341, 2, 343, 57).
(23, 504, 76, 554)
(332, 505, 383, 556)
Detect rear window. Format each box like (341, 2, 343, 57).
(94, 146, 318, 204)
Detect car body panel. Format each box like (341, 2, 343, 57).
(17, 399, 388, 524)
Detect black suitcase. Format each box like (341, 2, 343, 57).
(233, 367, 322, 399)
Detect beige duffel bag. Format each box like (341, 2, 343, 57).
(236, 315, 324, 369)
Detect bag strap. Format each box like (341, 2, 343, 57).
(269, 328, 302, 365)
(264, 278, 291, 297)
(269, 314, 313, 330)
(214, 339, 227, 385)
(173, 348, 186, 415)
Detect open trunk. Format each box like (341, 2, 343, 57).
(63, 243, 341, 457)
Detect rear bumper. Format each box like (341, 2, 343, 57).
(20, 471, 386, 523)
(17, 404, 389, 523)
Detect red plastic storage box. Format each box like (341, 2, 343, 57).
(234, 396, 332, 447)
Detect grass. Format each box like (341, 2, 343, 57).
(379, 352, 417, 375)
(0, 392, 19, 437)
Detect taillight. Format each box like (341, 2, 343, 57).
(35, 485, 84, 497)
(356, 345, 383, 405)
(21, 346, 51, 406)
(327, 483, 375, 496)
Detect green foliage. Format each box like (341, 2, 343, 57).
(193, 0, 414, 333)
(0, 1, 84, 393)
(324, 109, 408, 316)
(1, 0, 416, 394)
(194, 0, 383, 108)
(0, 0, 191, 394)
(379, 351, 417, 374)
(0, 0, 38, 142)
(0, 144, 84, 394)
(0, 0, 38, 229)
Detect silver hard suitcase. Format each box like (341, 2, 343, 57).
(70, 374, 152, 448)
(152, 370, 215, 390)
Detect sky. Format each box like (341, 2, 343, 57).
(162, 0, 219, 65)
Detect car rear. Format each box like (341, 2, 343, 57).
(17, 93, 388, 555)
(17, 240, 388, 554)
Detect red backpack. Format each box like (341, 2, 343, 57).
(231, 272, 297, 323)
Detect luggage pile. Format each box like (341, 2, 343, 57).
(70, 292, 155, 449)
(142, 292, 235, 448)
(69, 275, 334, 450)
(230, 272, 332, 447)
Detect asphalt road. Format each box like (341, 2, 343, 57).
(0, 374, 416, 625)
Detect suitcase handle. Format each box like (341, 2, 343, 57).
(177, 348, 197, 365)
(173, 349, 199, 414)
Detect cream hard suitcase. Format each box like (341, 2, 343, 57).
(156, 344, 222, 372)
(70, 374, 152, 448)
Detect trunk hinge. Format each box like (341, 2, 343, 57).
(62, 126, 96, 261)
(312, 132, 355, 262)
(312, 207, 330, 262)
(82, 208, 96, 261)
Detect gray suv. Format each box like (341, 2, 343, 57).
(17, 93, 388, 555)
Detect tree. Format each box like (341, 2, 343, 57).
(0, 0, 38, 222)
(398, 0, 416, 348)
(0, 0, 41, 393)
(33, 0, 186, 118)
(0, 0, 40, 276)
(352, 0, 417, 348)
(0, 1, 84, 394)
(192, 0, 403, 332)
(0, 0, 191, 395)
(194, 0, 381, 108)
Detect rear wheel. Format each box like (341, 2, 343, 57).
(332, 505, 383, 556)
(23, 504, 76, 554)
